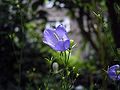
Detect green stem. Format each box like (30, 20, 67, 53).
(60, 52, 64, 64)
(67, 49, 71, 65)
(64, 51, 67, 67)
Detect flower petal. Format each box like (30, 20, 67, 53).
(55, 24, 69, 40)
(64, 40, 70, 50)
(108, 64, 120, 80)
(53, 40, 70, 51)
(109, 64, 119, 70)
(108, 70, 117, 80)
(43, 29, 58, 48)
(118, 75, 120, 80)
(54, 41, 65, 51)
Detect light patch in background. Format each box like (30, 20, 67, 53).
(46, 17, 70, 32)
(44, 0, 55, 8)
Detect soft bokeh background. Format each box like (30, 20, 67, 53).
(0, 0, 120, 90)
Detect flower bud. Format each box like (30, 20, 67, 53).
(62, 77, 65, 80)
(67, 71, 70, 76)
(70, 40, 74, 47)
(76, 73, 79, 77)
(52, 62, 59, 73)
(70, 39, 76, 49)
(116, 70, 120, 75)
(73, 67, 75, 70)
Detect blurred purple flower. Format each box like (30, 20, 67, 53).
(107, 64, 120, 80)
(43, 24, 70, 51)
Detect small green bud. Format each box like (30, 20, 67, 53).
(97, 14, 100, 17)
(70, 39, 74, 46)
(76, 73, 79, 77)
(33, 68, 36, 72)
(62, 77, 65, 80)
(116, 70, 120, 75)
(73, 67, 75, 70)
(70, 39, 76, 49)
(17, 4, 20, 8)
(67, 71, 70, 76)
(52, 62, 59, 73)
(15, 0, 19, 4)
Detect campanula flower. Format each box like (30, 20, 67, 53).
(107, 64, 120, 80)
(43, 24, 70, 51)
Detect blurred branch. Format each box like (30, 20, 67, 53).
(77, 7, 98, 51)
(106, 0, 120, 48)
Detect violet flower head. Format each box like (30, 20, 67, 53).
(107, 64, 120, 80)
(43, 24, 70, 51)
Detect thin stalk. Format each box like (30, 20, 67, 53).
(67, 49, 71, 65)
(64, 51, 67, 67)
(60, 52, 64, 64)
